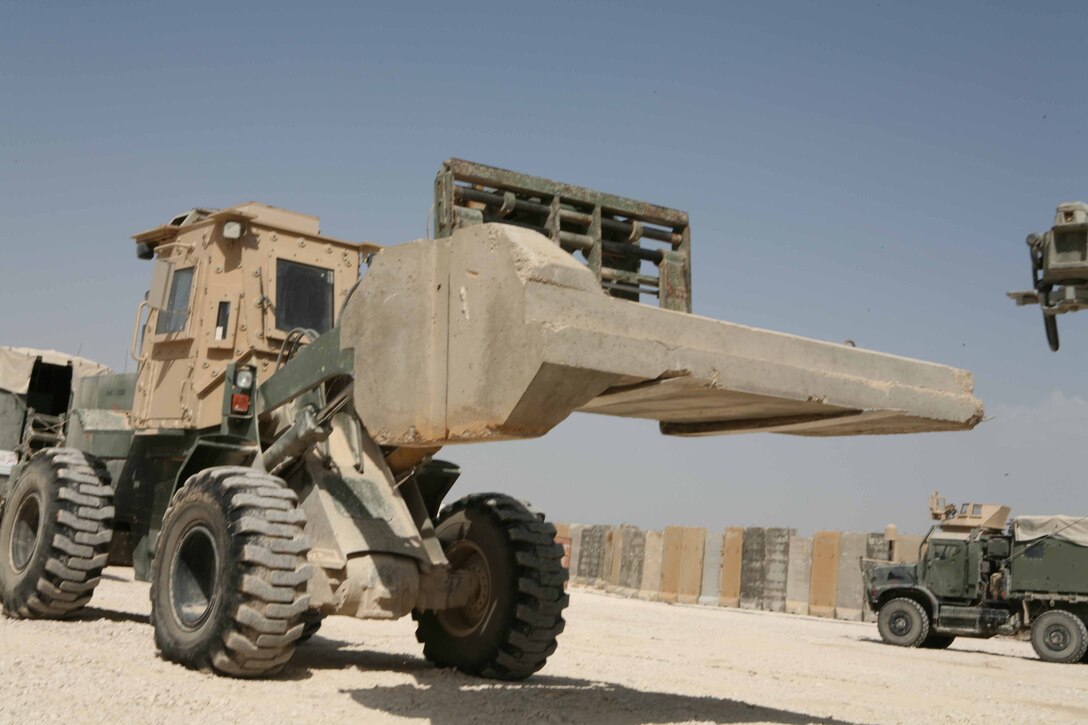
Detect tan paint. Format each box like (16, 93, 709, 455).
(809, 531, 841, 618)
(720, 527, 743, 607)
(659, 526, 684, 604)
(677, 526, 706, 604)
(131, 203, 375, 431)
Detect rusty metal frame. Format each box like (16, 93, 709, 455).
(434, 158, 692, 312)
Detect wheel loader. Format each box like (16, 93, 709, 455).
(0, 159, 983, 679)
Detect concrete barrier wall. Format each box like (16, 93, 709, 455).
(834, 532, 869, 621)
(577, 525, 613, 584)
(677, 527, 706, 604)
(561, 522, 921, 623)
(809, 531, 840, 618)
(640, 529, 664, 601)
(720, 527, 743, 607)
(697, 529, 723, 607)
(785, 535, 812, 615)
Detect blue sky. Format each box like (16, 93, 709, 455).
(2, 1, 1087, 532)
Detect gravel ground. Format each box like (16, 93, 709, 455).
(2, 568, 1087, 725)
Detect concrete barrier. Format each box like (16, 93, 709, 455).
(555, 523, 572, 590)
(785, 535, 812, 615)
(893, 535, 925, 563)
(577, 525, 613, 585)
(678, 527, 706, 604)
(660, 526, 684, 603)
(608, 525, 645, 595)
(739, 527, 766, 610)
(640, 529, 664, 600)
(720, 527, 743, 607)
(568, 523, 584, 583)
(809, 531, 840, 618)
(834, 532, 869, 621)
(697, 529, 723, 607)
(763, 527, 792, 612)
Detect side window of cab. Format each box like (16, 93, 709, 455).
(156, 266, 195, 335)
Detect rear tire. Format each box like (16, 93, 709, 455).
(150, 467, 312, 678)
(1031, 609, 1088, 664)
(413, 493, 569, 680)
(876, 597, 930, 648)
(0, 449, 113, 618)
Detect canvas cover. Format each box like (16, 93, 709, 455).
(0, 346, 111, 395)
(1012, 516, 1088, 547)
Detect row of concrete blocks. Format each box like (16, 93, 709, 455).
(555, 524, 925, 621)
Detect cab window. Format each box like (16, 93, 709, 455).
(156, 267, 194, 334)
(276, 259, 334, 334)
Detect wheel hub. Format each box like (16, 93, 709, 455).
(437, 539, 493, 637)
(169, 524, 220, 630)
(9, 492, 42, 573)
(890, 612, 911, 636)
(1045, 624, 1070, 651)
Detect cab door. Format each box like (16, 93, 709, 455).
(924, 540, 970, 599)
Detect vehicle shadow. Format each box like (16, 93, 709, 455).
(856, 635, 1038, 662)
(289, 646, 859, 725)
(75, 606, 150, 625)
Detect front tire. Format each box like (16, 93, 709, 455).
(877, 597, 930, 648)
(414, 493, 569, 680)
(0, 449, 113, 618)
(149, 467, 312, 678)
(1031, 609, 1088, 664)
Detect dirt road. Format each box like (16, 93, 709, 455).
(1, 569, 1086, 724)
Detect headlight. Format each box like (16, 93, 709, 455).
(234, 368, 255, 390)
(222, 220, 245, 240)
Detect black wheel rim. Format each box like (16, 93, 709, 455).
(169, 524, 220, 630)
(1044, 623, 1070, 652)
(889, 611, 912, 637)
(437, 539, 494, 637)
(10, 492, 42, 573)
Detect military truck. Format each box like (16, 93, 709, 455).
(0, 160, 983, 679)
(865, 493, 1088, 663)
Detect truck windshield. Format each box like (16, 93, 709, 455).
(276, 259, 334, 334)
(156, 267, 194, 334)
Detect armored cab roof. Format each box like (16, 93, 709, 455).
(937, 502, 1011, 532)
(132, 201, 380, 255)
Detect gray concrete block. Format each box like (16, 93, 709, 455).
(697, 529, 723, 607)
(785, 535, 812, 616)
(618, 526, 646, 591)
(640, 530, 664, 600)
(835, 532, 869, 621)
(577, 525, 613, 584)
(739, 527, 766, 610)
(763, 527, 792, 613)
(568, 524, 585, 585)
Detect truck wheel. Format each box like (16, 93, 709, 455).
(1031, 610, 1088, 664)
(0, 449, 113, 618)
(921, 634, 956, 649)
(877, 597, 930, 647)
(150, 467, 312, 678)
(413, 493, 569, 680)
